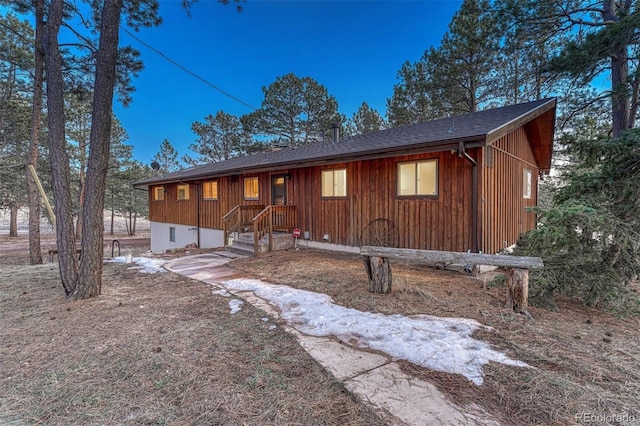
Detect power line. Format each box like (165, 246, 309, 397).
(121, 26, 258, 112)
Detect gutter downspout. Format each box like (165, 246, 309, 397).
(458, 141, 479, 253)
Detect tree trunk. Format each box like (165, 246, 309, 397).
(74, 0, 124, 299)
(604, 0, 632, 138)
(363, 255, 392, 294)
(43, 0, 78, 295)
(27, 0, 45, 265)
(505, 268, 529, 314)
(75, 177, 85, 239)
(9, 203, 18, 237)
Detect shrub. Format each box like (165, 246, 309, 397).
(514, 130, 640, 316)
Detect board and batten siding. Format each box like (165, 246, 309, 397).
(149, 142, 545, 255)
(149, 174, 271, 229)
(480, 127, 539, 254)
(289, 151, 474, 252)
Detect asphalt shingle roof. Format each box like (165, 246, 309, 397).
(135, 98, 555, 186)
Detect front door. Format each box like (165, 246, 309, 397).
(271, 175, 287, 205)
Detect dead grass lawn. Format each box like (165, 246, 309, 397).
(0, 235, 387, 425)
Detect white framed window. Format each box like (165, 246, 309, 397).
(203, 181, 218, 200)
(153, 186, 164, 201)
(169, 227, 176, 242)
(244, 177, 259, 200)
(177, 184, 190, 200)
(321, 169, 347, 198)
(397, 160, 438, 196)
(523, 169, 532, 199)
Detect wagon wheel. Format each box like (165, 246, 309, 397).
(360, 218, 399, 248)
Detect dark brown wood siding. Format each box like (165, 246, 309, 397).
(148, 183, 198, 226)
(289, 151, 474, 251)
(148, 149, 507, 253)
(481, 127, 538, 254)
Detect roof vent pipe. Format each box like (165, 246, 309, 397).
(331, 122, 340, 143)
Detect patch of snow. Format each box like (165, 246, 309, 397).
(212, 289, 232, 297)
(229, 299, 243, 314)
(222, 278, 529, 385)
(106, 256, 166, 274)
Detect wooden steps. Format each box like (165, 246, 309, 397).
(226, 231, 293, 256)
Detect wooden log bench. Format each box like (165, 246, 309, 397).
(360, 246, 544, 316)
(48, 248, 82, 263)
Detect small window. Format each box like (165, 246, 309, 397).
(177, 184, 189, 200)
(169, 227, 176, 242)
(321, 169, 347, 197)
(523, 170, 532, 199)
(244, 177, 259, 200)
(397, 160, 437, 196)
(153, 186, 164, 201)
(203, 181, 218, 200)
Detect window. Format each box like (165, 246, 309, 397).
(169, 227, 176, 242)
(523, 170, 532, 199)
(321, 169, 347, 197)
(153, 186, 164, 201)
(203, 181, 218, 200)
(397, 160, 437, 196)
(244, 177, 259, 200)
(177, 184, 190, 200)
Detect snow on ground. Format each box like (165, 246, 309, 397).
(105, 255, 529, 384)
(229, 299, 244, 314)
(106, 256, 166, 274)
(222, 278, 530, 385)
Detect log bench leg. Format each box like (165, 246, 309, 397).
(363, 255, 392, 294)
(505, 267, 531, 316)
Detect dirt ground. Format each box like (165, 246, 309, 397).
(1, 234, 639, 425)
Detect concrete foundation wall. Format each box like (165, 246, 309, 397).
(150, 222, 224, 253)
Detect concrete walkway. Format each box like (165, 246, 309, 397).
(164, 252, 501, 426)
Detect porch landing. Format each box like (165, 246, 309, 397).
(225, 231, 294, 256)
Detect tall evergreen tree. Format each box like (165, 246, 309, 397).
(241, 73, 342, 146)
(387, 0, 501, 124)
(344, 102, 387, 136)
(36, 0, 162, 298)
(524, 0, 640, 137)
(185, 110, 256, 165)
(0, 13, 34, 238)
(387, 52, 442, 126)
(152, 139, 181, 174)
(494, 0, 563, 103)
(436, 0, 501, 113)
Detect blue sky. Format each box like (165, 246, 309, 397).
(114, 0, 463, 164)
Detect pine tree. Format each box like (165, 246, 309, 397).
(185, 110, 256, 165)
(241, 73, 342, 146)
(344, 102, 387, 136)
(152, 139, 182, 174)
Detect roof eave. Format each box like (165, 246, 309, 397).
(133, 136, 486, 186)
(485, 98, 556, 143)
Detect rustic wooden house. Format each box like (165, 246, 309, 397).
(135, 98, 556, 255)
